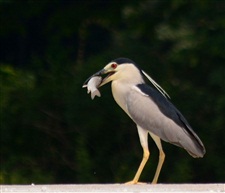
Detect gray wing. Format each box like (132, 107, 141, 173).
(127, 84, 205, 158)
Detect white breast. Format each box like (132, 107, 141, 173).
(111, 80, 130, 115)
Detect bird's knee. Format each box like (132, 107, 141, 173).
(143, 149, 150, 159)
(159, 150, 165, 160)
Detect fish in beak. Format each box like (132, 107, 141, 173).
(82, 68, 116, 99)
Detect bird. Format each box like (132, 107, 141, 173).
(83, 57, 206, 184)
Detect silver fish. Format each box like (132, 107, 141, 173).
(82, 76, 102, 99)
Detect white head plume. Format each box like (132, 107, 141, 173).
(142, 70, 170, 99)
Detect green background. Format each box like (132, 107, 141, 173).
(0, 0, 225, 184)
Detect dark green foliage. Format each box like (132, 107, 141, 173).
(0, 0, 225, 184)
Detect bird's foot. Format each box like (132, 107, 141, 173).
(151, 180, 157, 184)
(125, 180, 147, 185)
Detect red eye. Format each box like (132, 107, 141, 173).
(111, 63, 117, 69)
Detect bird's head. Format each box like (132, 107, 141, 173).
(83, 58, 144, 87)
(83, 57, 170, 98)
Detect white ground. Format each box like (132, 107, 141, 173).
(1, 183, 224, 193)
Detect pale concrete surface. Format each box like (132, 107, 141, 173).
(1, 184, 224, 193)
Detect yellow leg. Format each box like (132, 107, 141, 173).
(126, 147, 150, 184)
(150, 132, 165, 184)
(126, 126, 149, 184)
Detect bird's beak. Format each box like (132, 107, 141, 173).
(83, 68, 115, 87)
(83, 69, 105, 86)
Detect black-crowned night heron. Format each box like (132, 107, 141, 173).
(83, 58, 206, 184)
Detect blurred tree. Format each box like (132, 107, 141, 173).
(0, 0, 225, 184)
